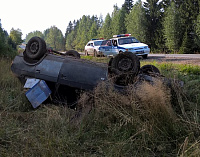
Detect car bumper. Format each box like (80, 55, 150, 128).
(126, 48, 150, 55)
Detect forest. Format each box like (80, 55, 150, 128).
(1, 0, 200, 56)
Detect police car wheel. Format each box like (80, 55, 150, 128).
(26, 37, 46, 59)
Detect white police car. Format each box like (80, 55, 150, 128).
(84, 39, 104, 57)
(99, 34, 150, 59)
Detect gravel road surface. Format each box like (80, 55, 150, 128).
(147, 54, 200, 66)
(79, 52, 200, 66)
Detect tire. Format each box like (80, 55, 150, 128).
(110, 52, 140, 86)
(26, 36, 46, 59)
(65, 50, 80, 58)
(140, 65, 160, 75)
(142, 54, 148, 59)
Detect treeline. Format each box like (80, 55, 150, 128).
(0, 19, 22, 57)
(25, 27, 65, 51)
(2, 0, 200, 54)
(65, 0, 200, 53)
(64, 0, 200, 53)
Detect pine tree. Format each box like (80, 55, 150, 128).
(65, 21, 73, 39)
(99, 13, 112, 39)
(144, 0, 162, 50)
(122, 0, 134, 14)
(45, 26, 65, 51)
(178, 0, 199, 53)
(163, 1, 181, 52)
(0, 19, 6, 53)
(9, 28, 23, 49)
(89, 21, 98, 40)
(74, 15, 92, 51)
(112, 7, 127, 35)
(194, 13, 200, 48)
(66, 30, 75, 50)
(179, 29, 191, 54)
(126, 0, 148, 43)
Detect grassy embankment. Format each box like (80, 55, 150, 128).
(0, 56, 200, 156)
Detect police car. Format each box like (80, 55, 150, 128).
(84, 39, 104, 57)
(99, 34, 150, 59)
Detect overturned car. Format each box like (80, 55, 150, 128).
(11, 37, 161, 108)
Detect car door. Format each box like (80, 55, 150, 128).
(111, 39, 119, 55)
(103, 40, 113, 56)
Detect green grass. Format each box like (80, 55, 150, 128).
(0, 56, 200, 156)
(81, 55, 110, 63)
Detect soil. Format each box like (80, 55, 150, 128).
(144, 56, 200, 66)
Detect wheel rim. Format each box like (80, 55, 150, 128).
(117, 57, 133, 71)
(30, 41, 39, 54)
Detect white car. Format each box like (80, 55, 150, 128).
(84, 39, 104, 57)
(99, 34, 150, 59)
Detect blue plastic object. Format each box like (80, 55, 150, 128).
(26, 80, 51, 108)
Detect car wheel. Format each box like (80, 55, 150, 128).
(140, 65, 160, 75)
(142, 54, 148, 59)
(26, 36, 46, 59)
(65, 50, 80, 58)
(110, 52, 140, 86)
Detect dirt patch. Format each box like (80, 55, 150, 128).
(145, 56, 200, 66)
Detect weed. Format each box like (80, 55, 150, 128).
(0, 57, 200, 156)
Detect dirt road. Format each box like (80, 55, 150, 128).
(147, 54, 200, 66)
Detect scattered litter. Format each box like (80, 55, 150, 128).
(24, 78, 40, 88)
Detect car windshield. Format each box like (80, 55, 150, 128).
(118, 37, 140, 45)
(94, 41, 103, 46)
(101, 40, 112, 46)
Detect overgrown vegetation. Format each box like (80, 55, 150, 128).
(0, 56, 200, 156)
(0, 20, 19, 58)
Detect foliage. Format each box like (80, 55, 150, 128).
(163, 1, 181, 52)
(177, 0, 199, 53)
(0, 21, 6, 53)
(126, 0, 148, 43)
(20, 0, 200, 53)
(9, 28, 23, 49)
(99, 13, 113, 39)
(122, 0, 134, 13)
(74, 15, 90, 51)
(45, 26, 65, 51)
(111, 5, 127, 35)
(0, 20, 17, 58)
(25, 31, 44, 43)
(65, 20, 79, 51)
(144, 0, 162, 50)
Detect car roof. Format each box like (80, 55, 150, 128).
(89, 39, 103, 42)
(112, 36, 133, 40)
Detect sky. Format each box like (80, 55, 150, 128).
(0, 0, 128, 39)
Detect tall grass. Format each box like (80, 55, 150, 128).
(0, 57, 200, 156)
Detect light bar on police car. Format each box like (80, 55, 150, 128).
(113, 34, 131, 38)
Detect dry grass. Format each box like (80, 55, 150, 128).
(1, 57, 200, 156)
